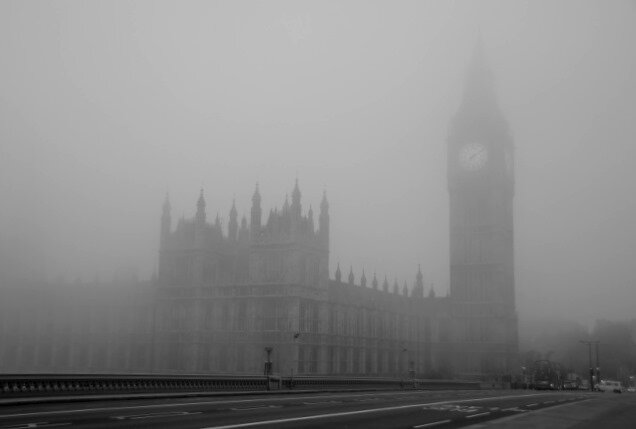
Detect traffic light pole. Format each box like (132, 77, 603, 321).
(580, 340, 598, 391)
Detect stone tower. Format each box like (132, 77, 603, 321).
(447, 42, 518, 376)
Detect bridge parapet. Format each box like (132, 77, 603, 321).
(0, 374, 480, 400)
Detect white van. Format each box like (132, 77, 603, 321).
(597, 380, 623, 393)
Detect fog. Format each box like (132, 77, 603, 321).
(1, 0, 635, 327)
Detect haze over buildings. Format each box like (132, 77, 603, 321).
(1, 0, 635, 329)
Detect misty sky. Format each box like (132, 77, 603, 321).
(1, 0, 635, 325)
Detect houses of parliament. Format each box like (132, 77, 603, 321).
(0, 47, 518, 379)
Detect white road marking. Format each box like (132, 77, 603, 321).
(466, 412, 490, 419)
(199, 393, 553, 429)
(413, 419, 452, 428)
(3, 423, 71, 429)
(229, 406, 281, 411)
(112, 411, 202, 420)
(526, 403, 538, 407)
(301, 401, 342, 405)
(0, 391, 441, 419)
(502, 407, 526, 412)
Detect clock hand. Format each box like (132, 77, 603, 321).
(469, 148, 484, 160)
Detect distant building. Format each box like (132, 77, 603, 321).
(0, 45, 518, 379)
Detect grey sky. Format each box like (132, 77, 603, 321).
(1, 0, 635, 325)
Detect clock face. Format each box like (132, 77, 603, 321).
(459, 142, 488, 171)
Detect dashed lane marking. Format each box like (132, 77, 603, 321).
(112, 411, 202, 420)
(2, 423, 71, 429)
(200, 393, 551, 429)
(466, 412, 491, 419)
(229, 406, 282, 411)
(526, 403, 538, 407)
(413, 419, 452, 428)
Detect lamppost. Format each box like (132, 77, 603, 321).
(580, 340, 598, 391)
(401, 348, 408, 388)
(595, 342, 601, 385)
(264, 347, 273, 391)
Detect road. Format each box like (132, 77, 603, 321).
(0, 390, 633, 428)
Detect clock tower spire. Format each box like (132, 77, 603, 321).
(447, 42, 518, 377)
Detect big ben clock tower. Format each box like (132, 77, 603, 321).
(447, 43, 518, 377)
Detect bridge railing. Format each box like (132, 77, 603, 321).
(0, 374, 480, 399)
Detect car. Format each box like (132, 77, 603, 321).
(627, 387, 635, 393)
(596, 380, 623, 393)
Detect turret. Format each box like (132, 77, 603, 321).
(250, 183, 261, 239)
(160, 193, 171, 249)
(393, 279, 399, 294)
(372, 273, 378, 290)
(413, 265, 424, 298)
(348, 266, 354, 285)
(291, 178, 301, 219)
(382, 276, 389, 293)
(228, 199, 238, 242)
(196, 189, 206, 225)
(318, 191, 329, 250)
(335, 263, 342, 283)
(307, 205, 314, 234)
(360, 269, 367, 288)
(402, 281, 409, 296)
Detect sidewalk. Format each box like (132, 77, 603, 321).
(465, 397, 602, 429)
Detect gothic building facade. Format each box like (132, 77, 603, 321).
(154, 180, 455, 377)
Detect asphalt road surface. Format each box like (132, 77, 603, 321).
(1, 390, 634, 428)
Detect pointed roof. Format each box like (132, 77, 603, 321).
(348, 266, 354, 285)
(230, 198, 237, 218)
(360, 269, 367, 288)
(335, 263, 342, 283)
(252, 183, 261, 203)
(372, 272, 378, 289)
(197, 188, 205, 210)
(457, 38, 501, 120)
(162, 193, 171, 214)
(320, 190, 329, 211)
(196, 189, 206, 223)
(292, 178, 301, 204)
